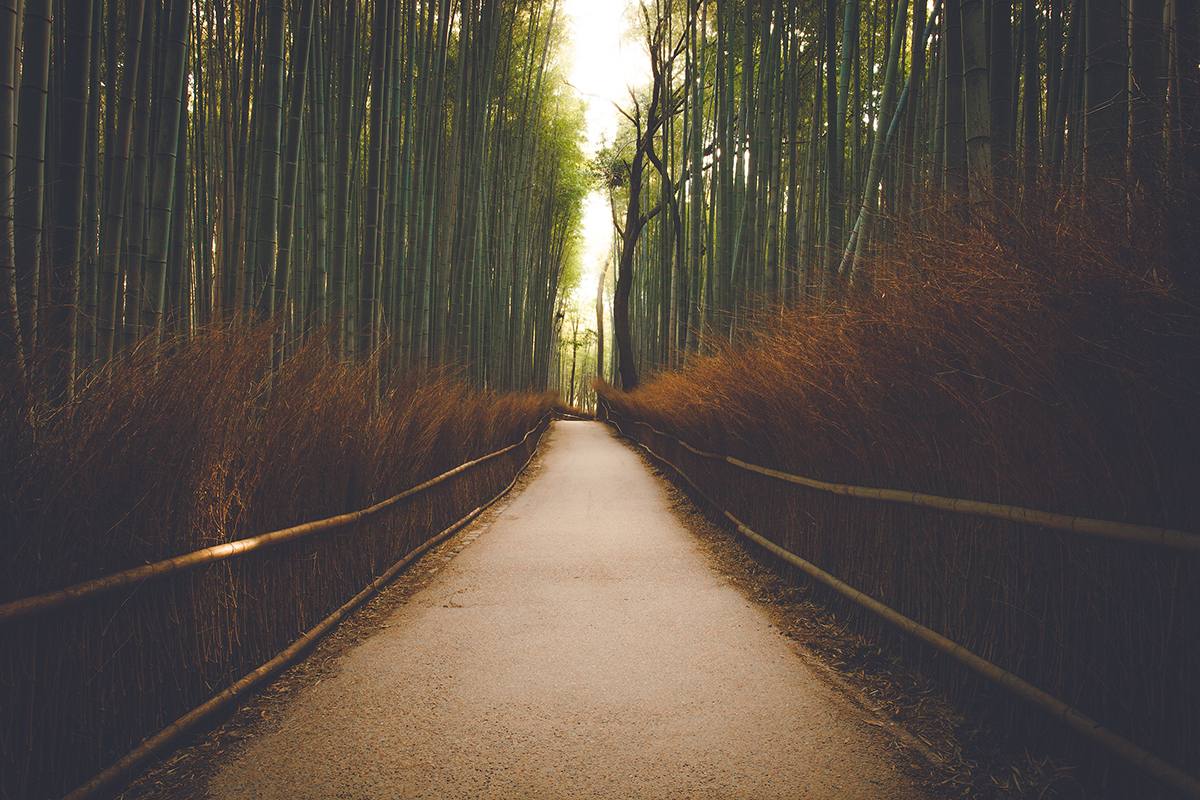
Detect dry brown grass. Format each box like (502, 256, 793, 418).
(597, 185, 1200, 798)
(0, 326, 555, 800)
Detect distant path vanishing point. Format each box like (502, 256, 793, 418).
(209, 420, 931, 799)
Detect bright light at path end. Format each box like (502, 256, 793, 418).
(561, 0, 649, 313)
(562, 0, 648, 151)
(579, 190, 612, 274)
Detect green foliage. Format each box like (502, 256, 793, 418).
(0, 0, 591, 397)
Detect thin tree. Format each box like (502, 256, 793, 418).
(611, 1, 683, 391)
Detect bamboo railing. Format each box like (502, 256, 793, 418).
(0, 414, 552, 626)
(61, 415, 551, 800)
(5, 412, 552, 800)
(603, 412, 1200, 800)
(602, 412, 1200, 554)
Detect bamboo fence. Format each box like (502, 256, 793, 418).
(3, 412, 555, 800)
(603, 411, 1200, 800)
(60, 414, 552, 800)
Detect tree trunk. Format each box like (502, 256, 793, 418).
(306, 8, 329, 331)
(121, 0, 158, 351)
(614, 145, 651, 392)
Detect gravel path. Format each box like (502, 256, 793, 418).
(208, 420, 930, 799)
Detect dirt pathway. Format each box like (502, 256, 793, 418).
(208, 421, 932, 799)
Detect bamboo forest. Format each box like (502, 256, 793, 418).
(2, 0, 1199, 798)
(0, 0, 588, 398)
(0, 0, 1196, 396)
(592, 0, 1198, 391)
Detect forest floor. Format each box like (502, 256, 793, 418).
(113, 421, 1079, 800)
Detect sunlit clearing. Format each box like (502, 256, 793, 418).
(562, 0, 650, 151)
(561, 0, 649, 318)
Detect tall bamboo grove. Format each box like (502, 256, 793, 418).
(0, 0, 589, 402)
(599, 0, 1199, 389)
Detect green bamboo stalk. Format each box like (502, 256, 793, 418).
(0, 0, 22, 388)
(942, 0, 967, 194)
(961, 0, 992, 199)
(329, 0, 357, 357)
(141, 0, 192, 344)
(306, 7, 328, 331)
(359, 0, 391, 359)
(97, 0, 145, 363)
(13, 0, 51, 374)
(274, 0, 316, 342)
(840, 0, 911, 282)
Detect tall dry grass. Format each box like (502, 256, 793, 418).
(0, 326, 555, 800)
(597, 186, 1200, 797)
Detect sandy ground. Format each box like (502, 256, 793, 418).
(203, 420, 933, 799)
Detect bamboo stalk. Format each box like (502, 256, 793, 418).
(0, 414, 551, 626)
(607, 418, 1200, 800)
(60, 418, 548, 800)
(608, 413, 1200, 554)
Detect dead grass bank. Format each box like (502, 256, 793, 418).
(597, 188, 1200, 798)
(0, 327, 555, 800)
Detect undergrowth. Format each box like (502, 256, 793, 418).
(596, 184, 1200, 798)
(0, 327, 555, 800)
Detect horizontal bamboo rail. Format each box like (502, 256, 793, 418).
(61, 416, 551, 800)
(606, 412, 1200, 554)
(605, 417, 1200, 800)
(1, 414, 551, 626)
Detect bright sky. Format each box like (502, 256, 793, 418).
(560, 0, 649, 313)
